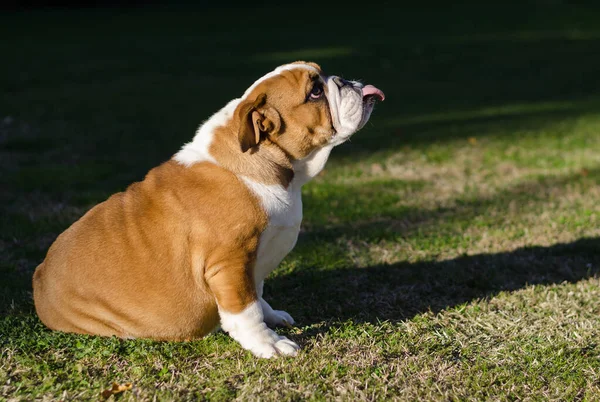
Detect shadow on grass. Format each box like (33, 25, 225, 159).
(3, 4, 600, 172)
(269, 236, 600, 343)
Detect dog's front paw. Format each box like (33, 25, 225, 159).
(249, 335, 300, 358)
(220, 301, 299, 359)
(264, 309, 295, 328)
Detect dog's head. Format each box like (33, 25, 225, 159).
(235, 61, 384, 159)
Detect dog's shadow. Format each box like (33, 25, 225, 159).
(266, 236, 600, 340)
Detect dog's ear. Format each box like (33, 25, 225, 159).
(236, 94, 281, 153)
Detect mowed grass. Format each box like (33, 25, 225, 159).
(2, 2, 600, 400)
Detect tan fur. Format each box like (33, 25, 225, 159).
(33, 61, 337, 341)
(33, 161, 266, 340)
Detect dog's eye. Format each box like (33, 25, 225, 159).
(309, 83, 324, 100)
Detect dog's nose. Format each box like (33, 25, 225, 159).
(332, 76, 349, 88)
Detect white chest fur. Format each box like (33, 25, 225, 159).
(241, 177, 303, 286)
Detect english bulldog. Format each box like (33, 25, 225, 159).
(33, 61, 384, 358)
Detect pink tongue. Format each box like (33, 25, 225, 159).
(362, 85, 385, 101)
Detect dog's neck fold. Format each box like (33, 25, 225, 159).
(210, 123, 295, 188)
(175, 99, 334, 190)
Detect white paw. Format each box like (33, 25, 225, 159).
(273, 337, 300, 356)
(264, 309, 295, 328)
(219, 301, 299, 359)
(250, 335, 300, 358)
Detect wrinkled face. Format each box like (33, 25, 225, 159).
(236, 61, 384, 160)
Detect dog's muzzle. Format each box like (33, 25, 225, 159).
(326, 75, 385, 142)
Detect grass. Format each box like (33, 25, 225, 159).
(2, 2, 600, 400)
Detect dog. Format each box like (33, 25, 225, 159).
(33, 61, 384, 358)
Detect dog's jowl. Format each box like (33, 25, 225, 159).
(33, 61, 384, 358)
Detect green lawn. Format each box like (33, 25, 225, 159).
(2, 2, 600, 400)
